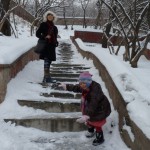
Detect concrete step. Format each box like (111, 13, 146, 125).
(41, 92, 81, 99)
(51, 77, 78, 82)
(57, 53, 73, 57)
(51, 64, 85, 67)
(18, 100, 80, 113)
(50, 73, 79, 78)
(27, 82, 75, 90)
(59, 60, 73, 62)
(28, 78, 78, 84)
(51, 67, 90, 71)
(59, 43, 71, 48)
(57, 52, 73, 55)
(51, 66, 90, 70)
(50, 70, 73, 74)
(50, 70, 83, 74)
(4, 117, 86, 132)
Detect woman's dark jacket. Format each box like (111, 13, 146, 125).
(36, 21, 58, 61)
(66, 81, 111, 122)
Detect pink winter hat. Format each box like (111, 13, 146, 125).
(79, 72, 92, 85)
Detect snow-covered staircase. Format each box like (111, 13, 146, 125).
(17, 100, 80, 113)
(4, 41, 91, 132)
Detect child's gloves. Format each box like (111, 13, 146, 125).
(58, 83, 66, 90)
(76, 115, 90, 123)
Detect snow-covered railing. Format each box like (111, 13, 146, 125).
(0, 47, 38, 103)
(71, 36, 150, 150)
(74, 30, 150, 60)
(74, 30, 124, 45)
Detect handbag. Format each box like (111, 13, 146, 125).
(34, 39, 48, 54)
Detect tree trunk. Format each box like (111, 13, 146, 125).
(147, 3, 150, 28)
(130, 36, 138, 60)
(0, 0, 11, 36)
(123, 44, 130, 61)
(83, 9, 86, 28)
(102, 23, 112, 48)
(63, 7, 68, 29)
(95, 10, 101, 29)
(131, 34, 150, 68)
(130, 50, 144, 68)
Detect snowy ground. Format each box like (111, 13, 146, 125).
(0, 39, 130, 150)
(0, 15, 149, 149)
(0, 32, 130, 150)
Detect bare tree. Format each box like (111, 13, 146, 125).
(13, 0, 29, 8)
(0, 0, 11, 35)
(59, 0, 69, 29)
(0, 0, 31, 36)
(70, 0, 75, 30)
(102, 22, 112, 48)
(79, 0, 90, 28)
(0, 0, 21, 36)
(95, 0, 103, 29)
(131, 1, 150, 67)
(100, 0, 150, 68)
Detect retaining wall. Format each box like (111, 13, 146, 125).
(71, 36, 150, 150)
(74, 30, 124, 45)
(0, 48, 38, 103)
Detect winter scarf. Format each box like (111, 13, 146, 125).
(81, 90, 89, 115)
(47, 21, 57, 44)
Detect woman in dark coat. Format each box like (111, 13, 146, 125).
(36, 11, 58, 83)
(59, 72, 111, 146)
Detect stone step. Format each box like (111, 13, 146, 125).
(50, 73, 79, 78)
(57, 53, 73, 57)
(40, 92, 81, 99)
(59, 43, 71, 48)
(51, 64, 85, 67)
(50, 70, 73, 74)
(51, 67, 90, 71)
(59, 60, 71, 63)
(57, 51, 71, 54)
(59, 57, 73, 60)
(51, 77, 78, 82)
(27, 82, 76, 89)
(59, 49, 72, 52)
(4, 117, 86, 132)
(50, 70, 83, 74)
(28, 78, 78, 84)
(59, 54, 73, 58)
(18, 100, 80, 113)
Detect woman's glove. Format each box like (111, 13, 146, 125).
(45, 35, 51, 39)
(76, 115, 90, 123)
(58, 83, 66, 90)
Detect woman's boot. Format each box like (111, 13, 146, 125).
(43, 59, 51, 83)
(43, 68, 52, 83)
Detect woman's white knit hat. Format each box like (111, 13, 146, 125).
(43, 11, 57, 22)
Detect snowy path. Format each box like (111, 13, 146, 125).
(0, 39, 130, 150)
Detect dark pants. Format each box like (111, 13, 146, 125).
(44, 58, 51, 77)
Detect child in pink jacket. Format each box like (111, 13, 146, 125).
(59, 71, 111, 146)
